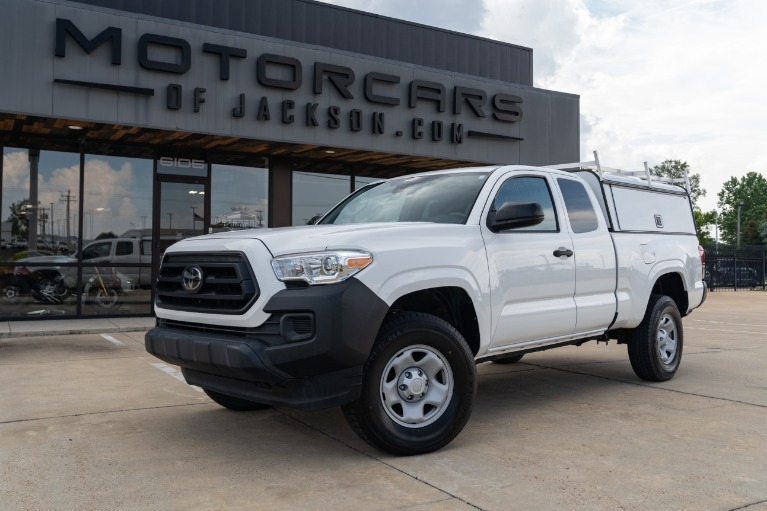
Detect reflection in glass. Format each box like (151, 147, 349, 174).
(83, 155, 153, 241)
(321, 173, 490, 225)
(0, 149, 81, 318)
(211, 163, 268, 230)
(2, 148, 80, 257)
(293, 171, 351, 225)
(158, 182, 205, 255)
(80, 154, 154, 315)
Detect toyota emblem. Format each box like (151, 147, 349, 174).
(181, 265, 204, 293)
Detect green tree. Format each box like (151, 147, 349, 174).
(6, 198, 31, 238)
(717, 172, 767, 246)
(650, 160, 706, 210)
(693, 209, 717, 245)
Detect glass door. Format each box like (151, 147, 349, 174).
(152, 167, 208, 293)
(156, 181, 206, 254)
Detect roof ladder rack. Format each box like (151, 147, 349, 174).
(546, 150, 691, 194)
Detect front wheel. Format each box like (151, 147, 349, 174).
(626, 294, 683, 382)
(342, 312, 477, 456)
(203, 388, 270, 411)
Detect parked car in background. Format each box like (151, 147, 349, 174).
(715, 267, 760, 288)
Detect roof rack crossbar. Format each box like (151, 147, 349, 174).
(544, 150, 689, 193)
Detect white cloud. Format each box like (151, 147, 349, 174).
(319, 0, 767, 212)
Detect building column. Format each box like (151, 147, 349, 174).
(268, 158, 292, 227)
(28, 149, 40, 252)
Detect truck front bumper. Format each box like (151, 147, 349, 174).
(145, 278, 389, 411)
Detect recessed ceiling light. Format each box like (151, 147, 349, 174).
(67, 125, 84, 130)
(325, 150, 336, 154)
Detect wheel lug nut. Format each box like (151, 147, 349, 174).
(405, 371, 412, 378)
(399, 384, 407, 391)
(417, 370, 423, 376)
(406, 395, 413, 401)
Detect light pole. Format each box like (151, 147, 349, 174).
(737, 204, 742, 247)
(714, 210, 719, 253)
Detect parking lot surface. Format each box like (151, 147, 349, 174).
(1, 292, 766, 511)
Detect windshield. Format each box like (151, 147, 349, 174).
(320, 172, 491, 225)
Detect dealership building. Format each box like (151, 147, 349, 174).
(0, 0, 579, 320)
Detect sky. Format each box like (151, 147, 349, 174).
(321, 0, 767, 212)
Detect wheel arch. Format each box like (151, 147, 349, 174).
(388, 286, 481, 356)
(651, 272, 688, 316)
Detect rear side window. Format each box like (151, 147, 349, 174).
(558, 178, 599, 233)
(116, 241, 133, 256)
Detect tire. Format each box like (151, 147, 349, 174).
(492, 353, 524, 364)
(94, 288, 119, 309)
(0, 281, 25, 310)
(342, 312, 477, 456)
(626, 294, 683, 382)
(203, 388, 270, 411)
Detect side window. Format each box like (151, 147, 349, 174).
(115, 241, 134, 256)
(492, 176, 558, 232)
(82, 242, 111, 260)
(557, 178, 599, 233)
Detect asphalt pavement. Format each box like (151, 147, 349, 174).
(0, 292, 765, 510)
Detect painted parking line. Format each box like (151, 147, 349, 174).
(100, 333, 124, 346)
(687, 319, 767, 329)
(150, 362, 203, 392)
(686, 326, 767, 336)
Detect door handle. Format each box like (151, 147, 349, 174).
(553, 247, 574, 258)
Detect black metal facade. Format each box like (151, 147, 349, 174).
(70, 0, 533, 85)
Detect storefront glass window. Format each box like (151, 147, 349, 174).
(81, 154, 153, 316)
(211, 163, 268, 231)
(1, 148, 81, 318)
(292, 171, 351, 225)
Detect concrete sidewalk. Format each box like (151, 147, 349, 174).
(0, 316, 155, 338)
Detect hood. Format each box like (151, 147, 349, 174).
(170, 223, 465, 256)
(16, 255, 75, 265)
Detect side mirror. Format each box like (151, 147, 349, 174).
(488, 202, 545, 232)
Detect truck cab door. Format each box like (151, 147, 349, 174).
(481, 172, 576, 348)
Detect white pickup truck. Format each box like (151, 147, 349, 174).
(145, 161, 707, 455)
(80, 237, 152, 287)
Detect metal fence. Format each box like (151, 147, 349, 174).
(702, 245, 767, 291)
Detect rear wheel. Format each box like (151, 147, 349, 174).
(626, 294, 683, 381)
(203, 388, 270, 411)
(342, 312, 476, 456)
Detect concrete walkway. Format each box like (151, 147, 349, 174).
(0, 316, 155, 338)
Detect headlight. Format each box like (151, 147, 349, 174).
(271, 250, 373, 285)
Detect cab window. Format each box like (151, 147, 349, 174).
(82, 242, 111, 260)
(491, 176, 558, 232)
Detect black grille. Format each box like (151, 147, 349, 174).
(155, 252, 258, 314)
